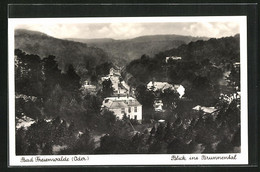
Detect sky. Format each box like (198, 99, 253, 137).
(15, 22, 240, 40)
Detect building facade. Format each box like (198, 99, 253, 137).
(147, 81, 185, 98)
(102, 96, 142, 122)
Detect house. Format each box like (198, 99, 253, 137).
(16, 115, 35, 130)
(121, 81, 130, 92)
(192, 105, 217, 114)
(147, 81, 185, 98)
(81, 80, 97, 95)
(153, 99, 165, 112)
(219, 93, 240, 104)
(82, 80, 96, 90)
(147, 81, 172, 91)
(101, 73, 120, 93)
(233, 62, 240, 68)
(109, 66, 121, 76)
(147, 81, 185, 112)
(165, 56, 182, 63)
(192, 105, 218, 120)
(101, 67, 132, 96)
(102, 96, 142, 122)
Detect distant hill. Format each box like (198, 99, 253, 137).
(125, 35, 239, 86)
(124, 35, 240, 106)
(67, 38, 116, 44)
(162, 34, 240, 64)
(67, 34, 209, 66)
(15, 29, 110, 73)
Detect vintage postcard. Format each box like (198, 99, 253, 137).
(8, 16, 248, 166)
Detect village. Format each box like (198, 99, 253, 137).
(12, 18, 243, 157)
(78, 56, 240, 149)
(81, 55, 232, 123)
(81, 59, 187, 123)
(15, 53, 241, 153)
(15, 49, 241, 155)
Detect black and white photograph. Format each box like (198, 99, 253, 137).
(8, 16, 248, 166)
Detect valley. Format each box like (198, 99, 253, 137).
(14, 29, 241, 155)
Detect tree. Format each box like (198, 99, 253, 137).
(130, 133, 146, 153)
(15, 95, 43, 119)
(54, 119, 67, 144)
(16, 127, 27, 155)
(231, 128, 241, 149)
(44, 84, 64, 118)
(102, 79, 114, 98)
(83, 94, 102, 114)
(155, 123, 165, 141)
(148, 140, 166, 153)
(216, 98, 240, 135)
(187, 76, 217, 106)
(72, 129, 95, 154)
(167, 138, 192, 154)
(194, 115, 218, 148)
(102, 110, 116, 131)
(228, 65, 240, 90)
(215, 137, 233, 153)
(161, 88, 179, 112)
(224, 99, 240, 132)
(96, 134, 131, 154)
(61, 64, 81, 92)
(41, 55, 63, 98)
(15, 49, 43, 96)
(42, 142, 53, 155)
(140, 54, 150, 64)
(150, 126, 156, 135)
(163, 122, 174, 143)
(135, 85, 155, 122)
(19, 98, 42, 120)
(24, 119, 52, 155)
(95, 62, 113, 76)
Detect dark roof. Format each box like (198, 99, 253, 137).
(109, 101, 128, 109)
(128, 100, 141, 106)
(103, 96, 142, 109)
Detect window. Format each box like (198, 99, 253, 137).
(128, 107, 131, 113)
(134, 115, 137, 120)
(121, 108, 125, 114)
(134, 107, 137, 112)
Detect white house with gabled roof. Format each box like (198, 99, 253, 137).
(101, 95, 142, 122)
(165, 56, 182, 63)
(147, 81, 185, 98)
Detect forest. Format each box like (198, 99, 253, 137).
(15, 34, 241, 155)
